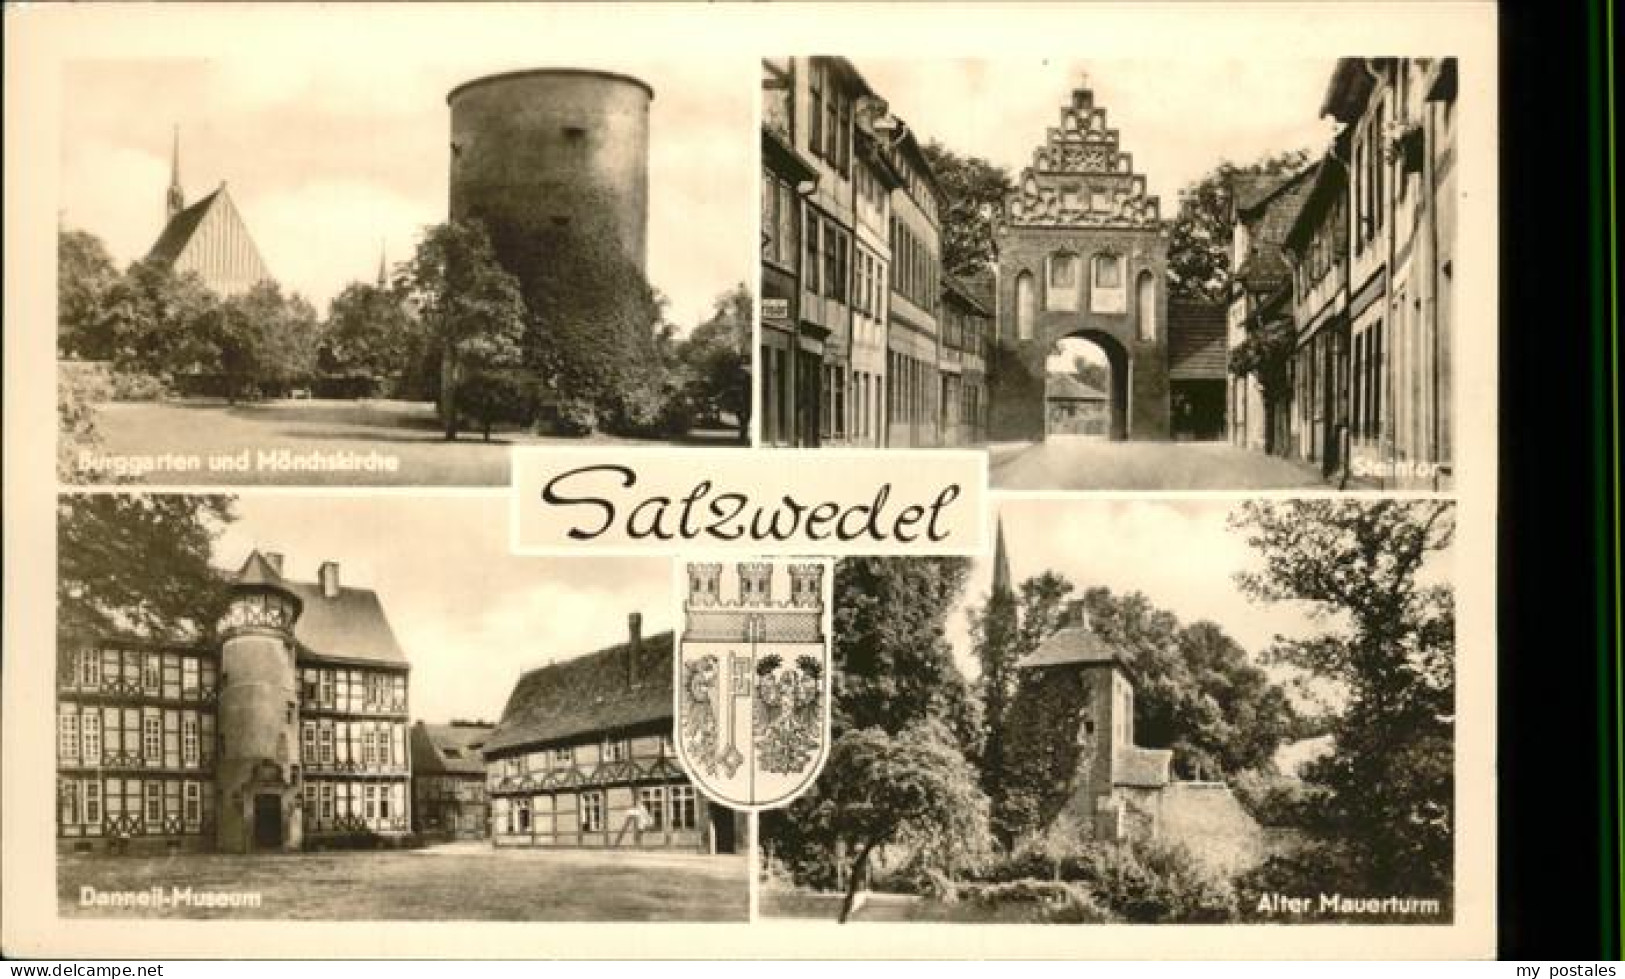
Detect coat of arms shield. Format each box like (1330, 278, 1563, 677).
(675, 560, 832, 810)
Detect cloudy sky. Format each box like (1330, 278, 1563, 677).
(59, 56, 754, 327)
(214, 495, 672, 726)
(944, 499, 1453, 687)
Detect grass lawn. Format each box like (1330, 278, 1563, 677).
(61, 844, 749, 921)
(760, 888, 1021, 923)
(73, 398, 744, 486)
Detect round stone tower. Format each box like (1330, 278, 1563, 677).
(215, 550, 304, 853)
(447, 68, 653, 269)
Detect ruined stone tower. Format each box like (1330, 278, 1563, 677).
(447, 68, 653, 270)
(214, 551, 304, 853)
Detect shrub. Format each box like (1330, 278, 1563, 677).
(1228, 768, 1331, 828)
(108, 370, 170, 402)
(1078, 837, 1239, 923)
(958, 879, 1117, 924)
(547, 398, 599, 437)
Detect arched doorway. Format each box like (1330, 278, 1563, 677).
(1045, 332, 1129, 440)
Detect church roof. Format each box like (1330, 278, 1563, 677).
(1046, 374, 1108, 402)
(145, 182, 273, 294)
(1023, 622, 1123, 669)
(146, 187, 223, 267)
(412, 722, 494, 776)
(485, 630, 675, 755)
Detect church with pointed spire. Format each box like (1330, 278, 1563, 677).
(145, 127, 275, 298)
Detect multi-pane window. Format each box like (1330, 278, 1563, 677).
(142, 713, 162, 765)
(144, 780, 163, 828)
(142, 653, 162, 694)
(581, 791, 604, 833)
(184, 781, 202, 829)
(554, 746, 573, 766)
(58, 705, 80, 763)
(300, 722, 315, 765)
(319, 782, 334, 822)
(84, 779, 102, 826)
(78, 649, 101, 688)
(515, 797, 531, 833)
(162, 654, 181, 699)
(802, 219, 819, 295)
(182, 658, 199, 696)
(670, 785, 697, 830)
(639, 786, 666, 830)
(82, 709, 102, 764)
(319, 723, 335, 765)
(603, 738, 626, 763)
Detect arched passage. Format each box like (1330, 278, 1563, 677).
(1044, 331, 1130, 440)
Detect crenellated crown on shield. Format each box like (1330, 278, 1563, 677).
(674, 560, 832, 810)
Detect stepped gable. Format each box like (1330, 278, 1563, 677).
(1005, 84, 1161, 230)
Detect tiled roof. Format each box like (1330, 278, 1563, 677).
(1167, 301, 1228, 380)
(411, 722, 494, 776)
(485, 631, 675, 755)
(230, 550, 406, 667)
(1023, 624, 1122, 668)
(1235, 167, 1315, 293)
(1045, 374, 1108, 402)
(286, 581, 407, 667)
(1115, 746, 1173, 788)
(146, 188, 222, 266)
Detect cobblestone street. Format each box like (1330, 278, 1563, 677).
(990, 437, 1325, 491)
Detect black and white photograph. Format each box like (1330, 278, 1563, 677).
(57, 55, 755, 487)
(54, 493, 749, 920)
(759, 57, 1460, 492)
(760, 499, 1456, 924)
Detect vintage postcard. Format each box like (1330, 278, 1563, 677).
(5, 0, 1496, 961)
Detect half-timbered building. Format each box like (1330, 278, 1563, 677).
(411, 721, 493, 841)
(57, 551, 411, 854)
(484, 614, 744, 853)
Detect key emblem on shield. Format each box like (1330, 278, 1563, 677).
(675, 560, 832, 810)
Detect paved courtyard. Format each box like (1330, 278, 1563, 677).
(60, 844, 749, 920)
(71, 399, 741, 486)
(990, 437, 1325, 491)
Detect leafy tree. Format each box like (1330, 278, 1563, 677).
(397, 221, 527, 440)
(1069, 355, 1109, 394)
(921, 141, 1015, 278)
(797, 721, 991, 922)
(99, 259, 220, 381)
(320, 280, 422, 385)
(829, 557, 979, 746)
(676, 283, 753, 440)
(1231, 499, 1455, 893)
(1082, 587, 1297, 779)
(482, 221, 668, 435)
(762, 558, 986, 901)
(210, 282, 321, 402)
(1166, 149, 1311, 304)
(58, 493, 236, 642)
(58, 230, 122, 360)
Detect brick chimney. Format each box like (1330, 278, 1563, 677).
(627, 612, 643, 688)
(319, 561, 341, 598)
(263, 552, 284, 575)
